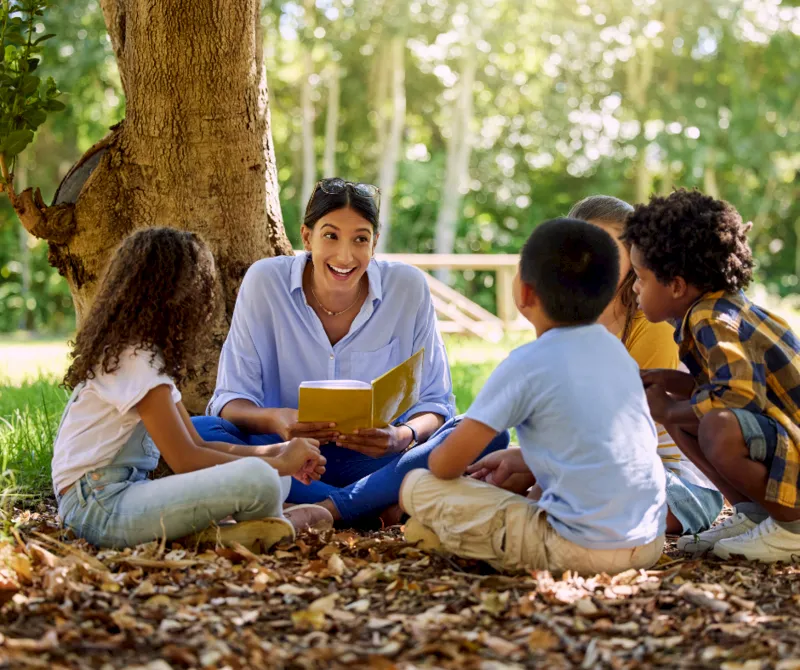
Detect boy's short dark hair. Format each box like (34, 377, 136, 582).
(622, 189, 753, 292)
(521, 217, 619, 324)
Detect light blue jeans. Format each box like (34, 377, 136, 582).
(56, 391, 285, 548)
(664, 469, 725, 535)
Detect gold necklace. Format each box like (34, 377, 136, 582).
(310, 267, 363, 317)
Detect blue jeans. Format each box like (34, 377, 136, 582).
(193, 415, 511, 523)
(731, 409, 779, 468)
(59, 457, 285, 548)
(664, 469, 724, 535)
(55, 388, 285, 549)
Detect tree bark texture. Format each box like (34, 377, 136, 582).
(299, 0, 316, 208)
(15, 0, 292, 412)
(434, 36, 476, 280)
(376, 36, 406, 253)
(323, 62, 340, 178)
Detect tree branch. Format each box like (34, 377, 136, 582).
(11, 186, 75, 245)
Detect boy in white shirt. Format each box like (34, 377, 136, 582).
(400, 218, 667, 575)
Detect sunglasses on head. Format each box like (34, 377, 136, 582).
(312, 178, 381, 208)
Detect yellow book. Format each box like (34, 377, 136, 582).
(298, 349, 425, 434)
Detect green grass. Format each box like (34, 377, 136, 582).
(0, 334, 515, 507)
(0, 376, 69, 505)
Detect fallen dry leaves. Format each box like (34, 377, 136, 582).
(0, 503, 798, 669)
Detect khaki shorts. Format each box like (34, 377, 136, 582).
(400, 469, 665, 575)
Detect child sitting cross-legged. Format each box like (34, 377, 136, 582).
(624, 189, 800, 562)
(399, 218, 667, 575)
(52, 228, 331, 552)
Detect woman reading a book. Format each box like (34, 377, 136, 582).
(193, 178, 509, 525)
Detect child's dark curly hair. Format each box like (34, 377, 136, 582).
(622, 189, 753, 293)
(64, 227, 216, 390)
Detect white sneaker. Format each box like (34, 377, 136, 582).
(676, 513, 757, 555)
(713, 517, 800, 563)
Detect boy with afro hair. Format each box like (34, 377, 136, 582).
(624, 188, 800, 562)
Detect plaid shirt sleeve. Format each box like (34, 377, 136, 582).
(689, 314, 765, 417)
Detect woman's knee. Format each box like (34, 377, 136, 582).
(490, 430, 511, 452)
(191, 415, 226, 440)
(697, 409, 745, 462)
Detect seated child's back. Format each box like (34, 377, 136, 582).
(468, 322, 665, 549)
(403, 217, 667, 576)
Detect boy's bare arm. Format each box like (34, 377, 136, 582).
(641, 369, 695, 398)
(665, 399, 702, 430)
(428, 418, 499, 480)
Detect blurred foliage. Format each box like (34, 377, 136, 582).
(0, 0, 64, 172)
(1, 0, 799, 332)
(0, 0, 121, 332)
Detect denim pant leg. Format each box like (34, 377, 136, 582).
(191, 416, 283, 446)
(191, 416, 289, 499)
(59, 457, 285, 548)
(297, 418, 511, 522)
(287, 444, 399, 507)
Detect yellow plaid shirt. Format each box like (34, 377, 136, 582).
(677, 290, 800, 508)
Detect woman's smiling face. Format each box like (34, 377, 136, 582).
(301, 207, 377, 293)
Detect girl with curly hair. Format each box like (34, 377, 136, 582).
(52, 227, 330, 551)
(567, 196, 724, 538)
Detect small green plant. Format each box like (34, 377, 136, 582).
(0, 0, 63, 188)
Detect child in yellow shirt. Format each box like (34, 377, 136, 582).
(568, 196, 724, 536)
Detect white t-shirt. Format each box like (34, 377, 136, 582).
(466, 324, 667, 550)
(51, 348, 181, 494)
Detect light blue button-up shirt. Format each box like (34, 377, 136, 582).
(207, 253, 456, 422)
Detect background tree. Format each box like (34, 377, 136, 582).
(2, 0, 292, 411)
(2, 0, 799, 342)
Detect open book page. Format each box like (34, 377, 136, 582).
(298, 384, 373, 434)
(300, 380, 371, 390)
(297, 348, 425, 434)
(371, 348, 425, 427)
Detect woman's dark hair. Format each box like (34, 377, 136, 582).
(568, 195, 637, 346)
(64, 227, 215, 390)
(303, 179, 380, 230)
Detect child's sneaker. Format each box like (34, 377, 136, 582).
(675, 513, 757, 554)
(712, 517, 800, 563)
(191, 517, 295, 552)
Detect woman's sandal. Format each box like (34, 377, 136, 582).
(283, 504, 335, 532)
(190, 517, 295, 552)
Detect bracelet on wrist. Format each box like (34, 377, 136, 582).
(396, 422, 418, 449)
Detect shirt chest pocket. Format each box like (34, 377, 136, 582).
(347, 340, 400, 384)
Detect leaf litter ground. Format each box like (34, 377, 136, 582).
(0, 504, 799, 669)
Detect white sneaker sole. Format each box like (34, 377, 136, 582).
(713, 542, 800, 563)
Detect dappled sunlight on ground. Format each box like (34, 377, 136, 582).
(1, 505, 798, 668)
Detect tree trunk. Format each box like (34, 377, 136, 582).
(299, 0, 316, 208)
(626, 36, 655, 204)
(703, 151, 720, 199)
(323, 62, 340, 178)
(14, 0, 292, 412)
(376, 36, 406, 253)
(15, 155, 34, 331)
(434, 36, 476, 280)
